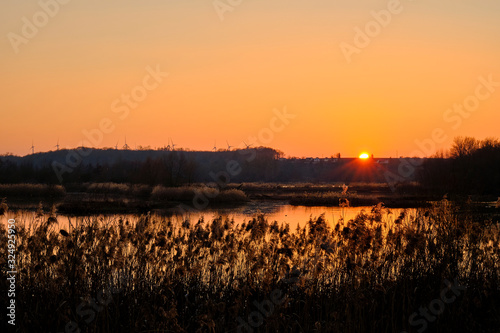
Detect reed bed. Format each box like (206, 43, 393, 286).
(0, 183, 65, 198)
(1, 200, 499, 332)
(151, 185, 247, 204)
(85, 183, 153, 198)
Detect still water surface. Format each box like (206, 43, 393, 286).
(2, 202, 417, 230)
(176, 201, 413, 229)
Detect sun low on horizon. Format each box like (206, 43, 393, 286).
(1, 0, 500, 158)
(359, 152, 370, 160)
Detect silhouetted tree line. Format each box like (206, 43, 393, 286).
(0, 151, 197, 186)
(0, 148, 283, 186)
(0, 147, 410, 186)
(6, 137, 499, 194)
(419, 137, 500, 195)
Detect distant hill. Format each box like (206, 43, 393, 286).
(0, 148, 421, 185)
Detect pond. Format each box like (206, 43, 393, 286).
(2, 201, 416, 231)
(173, 201, 415, 229)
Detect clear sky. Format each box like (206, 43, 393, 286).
(1, 0, 499, 157)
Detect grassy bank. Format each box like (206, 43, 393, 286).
(0, 183, 65, 198)
(1, 200, 499, 332)
(0, 182, 496, 213)
(0, 183, 248, 213)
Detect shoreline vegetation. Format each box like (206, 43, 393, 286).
(1, 182, 499, 214)
(1, 200, 499, 332)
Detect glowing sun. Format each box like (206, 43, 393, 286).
(359, 152, 370, 159)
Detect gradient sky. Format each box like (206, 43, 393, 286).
(1, 0, 499, 158)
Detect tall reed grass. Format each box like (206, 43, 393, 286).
(1, 199, 499, 332)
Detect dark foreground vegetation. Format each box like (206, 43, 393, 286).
(1, 200, 499, 332)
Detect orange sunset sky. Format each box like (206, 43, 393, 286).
(1, 0, 499, 158)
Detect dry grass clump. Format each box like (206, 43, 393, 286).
(209, 188, 247, 203)
(0, 183, 65, 198)
(86, 182, 130, 195)
(229, 182, 277, 191)
(151, 185, 247, 204)
(68, 183, 152, 198)
(151, 185, 196, 201)
(2, 199, 499, 332)
(130, 184, 152, 198)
